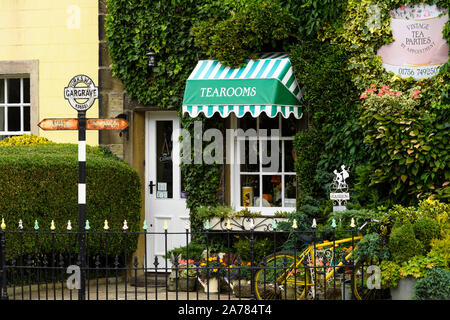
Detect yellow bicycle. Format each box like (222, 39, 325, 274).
(254, 222, 382, 300)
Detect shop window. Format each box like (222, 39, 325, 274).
(234, 114, 297, 214)
(0, 77, 31, 140)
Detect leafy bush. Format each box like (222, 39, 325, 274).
(353, 232, 390, 262)
(414, 268, 450, 300)
(0, 133, 54, 146)
(389, 222, 424, 263)
(233, 236, 274, 263)
(166, 242, 206, 260)
(413, 217, 441, 251)
(193, 0, 296, 68)
(0, 144, 141, 258)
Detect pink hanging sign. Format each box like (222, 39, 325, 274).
(377, 4, 449, 79)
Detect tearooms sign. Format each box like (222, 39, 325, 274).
(377, 4, 449, 80)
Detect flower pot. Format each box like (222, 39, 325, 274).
(204, 277, 219, 294)
(232, 279, 251, 298)
(168, 276, 197, 292)
(390, 277, 417, 300)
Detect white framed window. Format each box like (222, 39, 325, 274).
(0, 77, 31, 140)
(230, 114, 298, 215)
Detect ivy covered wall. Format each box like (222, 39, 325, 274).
(105, 0, 449, 226)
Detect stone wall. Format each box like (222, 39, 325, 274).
(98, 0, 125, 159)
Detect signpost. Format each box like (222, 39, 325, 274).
(39, 75, 129, 300)
(38, 118, 129, 131)
(329, 165, 350, 212)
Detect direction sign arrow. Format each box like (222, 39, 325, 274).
(86, 118, 128, 130)
(38, 118, 129, 131)
(38, 118, 79, 130)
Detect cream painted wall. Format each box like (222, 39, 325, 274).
(0, 0, 99, 145)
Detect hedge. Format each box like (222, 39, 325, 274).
(0, 144, 141, 259)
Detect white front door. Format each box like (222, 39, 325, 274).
(145, 111, 189, 271)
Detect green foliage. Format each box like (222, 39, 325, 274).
(293, 129, 324, 200)
(0, 133, 54, 146)
(322, 0, 450, 207)
(413, 217, 441, 251)
(193, 0, 296, 67)
(233, 236, 274, 263)
(105, 0, 214, 108)
(180, 116, 223, 233)
(279, 0, 348, 38)
(414, 267, 450, 300)
(0, 144, 141, 258)
(359, 86, 450, 205)
(380, 260, 402, 289)
(389, 222, 425, 263)
(289, 40, 368, 200)
(353, 232, 390, 262)
(166, 242, 206, 260)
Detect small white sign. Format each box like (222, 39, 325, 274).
(330, 193, 350, 200)
(156, 191, 168, 199)
(158, 182, 167, 191)
(284, 198, 296, 207)
(333, 206, 347, 212)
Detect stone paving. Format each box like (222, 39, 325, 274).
(5, 279, 248, 301)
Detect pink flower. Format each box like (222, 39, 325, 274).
(377, 92, 384, 97)
(360, 93, 368, 99)
(395, 91, 402, 97)
(412, 89, 421, 99)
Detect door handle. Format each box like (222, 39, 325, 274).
(149, 181, 156, 194)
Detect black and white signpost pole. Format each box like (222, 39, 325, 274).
(77, 110, 87, 300)
(64, 75, 98, 300)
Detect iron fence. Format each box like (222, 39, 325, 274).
(0, 218, 388, 301)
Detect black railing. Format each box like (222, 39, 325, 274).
(0, 219, 388, 301)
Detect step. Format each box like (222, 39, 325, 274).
(128, 273, 170, 287)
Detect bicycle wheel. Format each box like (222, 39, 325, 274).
(254, 252, 310, 300)
(352, 261, 389, 300)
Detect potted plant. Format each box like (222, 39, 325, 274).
(226, 262, 252, 298)
(168, 257, 198, 292)
(198, 256, 226, 294)
(377, 199, 449, 299)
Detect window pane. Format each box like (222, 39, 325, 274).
(241, 175, 260, 207)
(23, 78, 30, 103)
(282, 116, 298, 137)
(7, 79, 21, 103)
(284, 175, 297, 207)
(0, 107, 4, 131)
(0, 79, 4, 103)
(262, 175, 282, 207)
(156, 120, 173, 199)
(238, 114, 256, 132)
(7, 107, 21, 131)
(261, 139, 281, 172)
(240, 139, 259, 172)
(23, 106, 30, 131)
(259, 114, 279, 133)
(284, 140, 295, 172)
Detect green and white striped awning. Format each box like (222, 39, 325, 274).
(182, 53, 303, 119)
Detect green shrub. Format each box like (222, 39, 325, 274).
(166, 242, 206, 260)
(233, 236, 274, 263)
(353, 232, 390, 262)
(0, 133, 54, 146)
(413, 217, 441, 251)
(0, 144, 141, 259)
(389, 222, 424, 263)
(414, 268, 450, 300)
